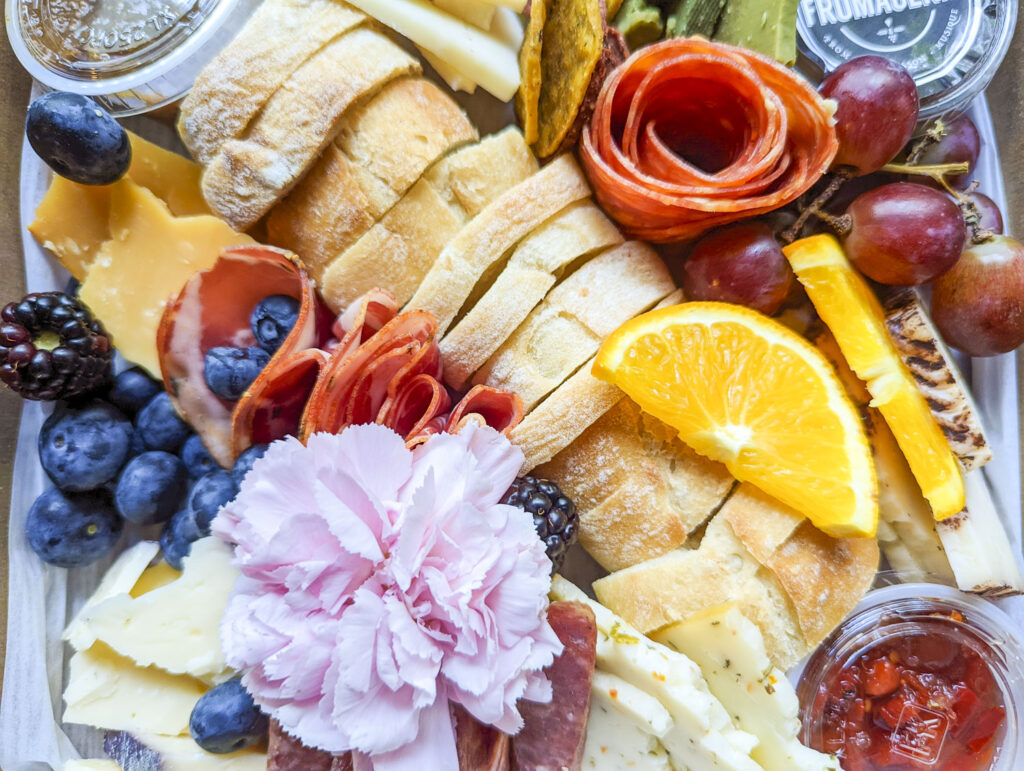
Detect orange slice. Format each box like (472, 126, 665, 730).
(784, 234, 964, 521)
(593, 301, 878, 537)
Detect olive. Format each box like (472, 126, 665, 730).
(26, 92, 131, 186)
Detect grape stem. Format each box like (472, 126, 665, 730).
(879, 161, 970, 191)
(780, 170, 851, 244)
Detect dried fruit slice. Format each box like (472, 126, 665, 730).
(592, 301, 878, 537)
(784, 235, 965, 521)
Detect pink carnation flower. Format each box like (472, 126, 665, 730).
(214, 423, 562, 770)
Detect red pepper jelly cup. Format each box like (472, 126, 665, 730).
(797, 584, 1024, 771)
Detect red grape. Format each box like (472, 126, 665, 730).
(843, 182, 966, 285)
(909, 114, 981, 190)
(819, 56, 919, 176)
(968, 192, 1004, 235)
(682, 222, 792, 314)
(932, 235, 1024, 356)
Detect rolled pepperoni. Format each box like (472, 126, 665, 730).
(579, 38, 837, 243)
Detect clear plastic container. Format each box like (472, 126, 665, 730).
(796, 0, 1017, 121)
(6, 0, 262, 115)
(797, 583, 1024, 770)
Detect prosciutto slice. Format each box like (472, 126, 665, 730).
(579, 38, 838, 243)
(156, 245, 332, 467)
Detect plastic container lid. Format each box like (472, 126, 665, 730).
(795, 0, 1017, 120)
(6, 0, 262, 116)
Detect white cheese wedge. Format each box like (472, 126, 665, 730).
(418, 46, 478, 94)
(584, 685, 673, 771)
(63, 642, 205, 736)
(489, 6, 525, 49)
(64, 761, 123, 770)
(345, 0, 520, 100)
(592, 671, 673, 738)
(551, 576, 762, 771)
(432, 0, 495, 28)
(64, 541, 160, 651)
(133, 733, 268, 770)
(652, 604, 841, 771)
(80, 538, 238, 685)
(475, 0, 526, 10)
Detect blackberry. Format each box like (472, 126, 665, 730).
(0, 292, 112, 401)
(501, 476, 578, 572)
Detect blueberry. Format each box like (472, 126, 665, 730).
(38, 400, 133, 491)
(115, 451, 189, 524)
(204, 347, 269, 402)
(181, 434, 220, 478)
(189, 679, 268, 754)
(136, 392, 190, 452)
(232, 443, 268, 484)
(160, 508, 201, 570)
(188, 471, 238, 534)
(26, 92, 131, 186)
(26, 487, 123, 567)
(250, 295, 300, 354)
(109, 367, 162, 416)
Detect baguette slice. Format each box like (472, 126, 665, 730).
(178, 0, 366, 165)
(265, 76, 477, 276)
(407, 153, 593, 335)
(319, 127, 537, 313)
(201, 28, 419, 230)
(473, 240, 675, 410)
(511, 289, 684, 472)
(536, 398, 734, 572)
(878, 286, 992, 471)
(441, 200, 623, 389)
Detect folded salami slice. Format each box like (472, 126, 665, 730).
(511, 601, 597, 771)
(379, 373, 453, 442)
(579, 38, 837, 243)
(454, 703, 511, 771)
(447, 385, 525, 436)
(332, 287, 400, 359)
(157, 245, 331, 467)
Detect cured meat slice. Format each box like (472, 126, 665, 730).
(454, 703, 511, 771)
(156, 245, 331, 466)
(380, 373, 453, 442)
(332, 287, 400, 359)
(511, 601, 598, 771)
(232, 347, 330, 455)
(447, 385, 525, 436)
(268, 719, 341, 770)
(302, 310, 437, 437)
(579, 38, 837, 243)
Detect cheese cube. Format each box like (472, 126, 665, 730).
(80, 538, 238, 685)
(653, 604, 841, 771)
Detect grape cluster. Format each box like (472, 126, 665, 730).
(677, 55, 1024, 358)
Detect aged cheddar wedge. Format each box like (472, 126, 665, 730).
(63, 642, 205, 736)
(29, 132, 210, 280)
(79, 182, 253, 377)
(79, 538, 238, 685)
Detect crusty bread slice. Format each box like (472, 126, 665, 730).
(265, 76, 477, 276)
(319, 127, 537, 313)
(406, 153, 592, 335)
(473, 241, 675, 411)
(440, 200, 622, 389)
(178, 0, 366, 165)
(593, 484, 879, 669)
(593, 514, 809, 670)
(201, 28, 419, 230)
(536, 398, 735, 571)
(510, 289, 684, 472)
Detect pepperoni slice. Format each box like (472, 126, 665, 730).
(156, 245, 331, 467)
(579, 38, 838, 243)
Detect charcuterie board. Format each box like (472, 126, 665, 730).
(3, 2, 1024, 768)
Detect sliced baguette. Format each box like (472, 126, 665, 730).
(440, 200, 623, 389)
(201, 28, 419, 230)
(536, 398, 734, 572)
(319, 127, 537, 313)
(265, 76, 477, 276)
(178, 0, 366, 165)
(473, 240, 675, 410)
(406, 154, 593, 334)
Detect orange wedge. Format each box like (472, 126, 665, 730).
(784, 234, 964, 521)
(592, 301, 878, 538)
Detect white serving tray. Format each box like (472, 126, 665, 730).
(2, 91, 1022, 769)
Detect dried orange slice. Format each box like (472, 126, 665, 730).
(783, 234, 964, 521)
(593, 301, 878, 537)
